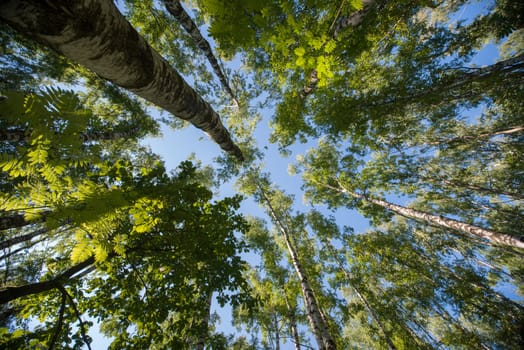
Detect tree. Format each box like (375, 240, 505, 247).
(0, 84, 251, 348)
(0, 0, 243, 160)
(298, 140, 524, 248)
(163, 0, 239, 106)
(239, 169, 339, 350)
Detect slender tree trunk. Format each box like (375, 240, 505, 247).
(333, 0, 376, 38)
(0, 0, 243, 160)
(0, 256, 94, 304)
(163, 0, 238, 106)
(284, 294, 301, 350)
(0, 227, 47, 250)
(257, 186, 337, 350)
(332, 181, 524, 249)
(195, 291, 212, 350)
(0, 127, 142, 143)
(360, 53, 524, 110)
(427, 125, 524, 147)
(0, 128, 27, 143)
(1, 237, 46, 262)
(274, 312, 281, 350)
(322, 241, 396, 350)
(439, 179, 524, 201)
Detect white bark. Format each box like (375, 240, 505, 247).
(335, 182, 524, 249)
(258, 186, 337, 350)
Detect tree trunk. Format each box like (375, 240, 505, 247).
(274, 312, 281, 350)
(333, 0, 376, 38)
(0, 0, 243, 160)
(195, 291, 212, 350)
(0, 256, 94, 304)
(359, 53, 524, 110)
(0, 227, 47, 250)
(284, 294, 301, 350)
(335, 182, 524, 249)
(324, 242, 397, 350)
(0, 212, 47, 231)
(0, 128, 27, 143)
(163, 0, 238, 106)
(0, 127, 141, 143)
(258, 186, 337, 350)
(427, 125, 524, 147)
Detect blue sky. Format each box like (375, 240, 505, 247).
(85, 1, 513, 348)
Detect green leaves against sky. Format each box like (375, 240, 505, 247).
(1, 0, 523, 349)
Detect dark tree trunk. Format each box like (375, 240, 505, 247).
(0, 257, 94, 304)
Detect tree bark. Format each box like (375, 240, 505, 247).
(332, 0, 376, 39)
(334, 182, 524, 249)
(284, 294, 301, 350)
(0, 256, 94, 304)
(195, 291, 212, 350)
(0, 227, 47, 250)
(0, 126, 142, 143)
(163, 0, 238, 106)
(0, 212, 47, 231)
(359, 53, 524, 110)
(0, 0, 243, 160)
(258, 186, 337, 350)
(427, 125, 524, 147)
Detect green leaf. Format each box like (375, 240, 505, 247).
(294, 47, 306, 57)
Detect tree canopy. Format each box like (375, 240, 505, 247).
(1, 0, 523, 349)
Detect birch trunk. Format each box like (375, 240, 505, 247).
(334, 182, 524, 249)
(0, 0, 243, 160)
(163, 0, 238, 106)
(195, 291, 212, 350)
(427, 125, 524, 146)
(258, 186, 337, 350)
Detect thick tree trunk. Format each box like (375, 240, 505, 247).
(0, 0, 243, 160)
(163, 0, 238, 106)
(336, 183, 524, 249)
(258, 187, 337, 350)
(0, 212, 46, 231)
(0, 256, 94, 304)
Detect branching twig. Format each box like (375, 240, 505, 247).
(57, 285, 92, 350)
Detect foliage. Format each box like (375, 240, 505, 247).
(2, 0, 523, 348)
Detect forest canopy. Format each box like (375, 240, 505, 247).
(1, 0, 523, 349)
